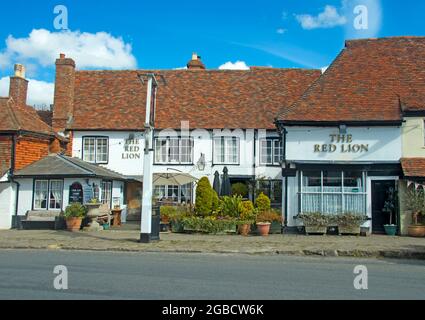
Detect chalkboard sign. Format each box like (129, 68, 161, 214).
(83, 185, 94, 204)
(69, 182, 83, 204)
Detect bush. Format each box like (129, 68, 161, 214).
(212, 190, 220, 214)
(256, 209, 282, 223)
(239, 200, 256, 224)
(329, 213, 367, 228)
(64, 203, 86, 219)
(195, 177, 214, 216)
(181, 216, 237, 234)
(255, 192, 271, 212)
(232, 183, 249, 198)
(161, 205, 193, 222)
(298, 213, 329, 228)
(220, 195, 243, 218)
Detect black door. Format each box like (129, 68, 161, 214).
(371, 180, 396, 234)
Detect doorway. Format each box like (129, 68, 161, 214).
(371, 180, 397, 234)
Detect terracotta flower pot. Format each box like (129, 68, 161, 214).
(408, 225, 425, 238)
(238, 224, 251, 236)
(257, 222, 271, 237)
(66, 217, 83, 232)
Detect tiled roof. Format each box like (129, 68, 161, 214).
(278, 37, 425, 123)
(14, 154, 126, 180)
(401, 158, 425, 178)
(72, 68, 320, 130)
(0, 97, 55, 136)
(36, 110, 53, 126)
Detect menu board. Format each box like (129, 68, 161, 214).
(69, 182, 83, 204)
(83, 185, 94, 204)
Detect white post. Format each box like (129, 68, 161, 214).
(140, 76, 155, 243)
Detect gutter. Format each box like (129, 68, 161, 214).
(275, 119, 288, 228)
(9, 134, 20, 229)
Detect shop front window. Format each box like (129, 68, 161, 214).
(34, 180, 63, 210)
(300, 171, 366, 214)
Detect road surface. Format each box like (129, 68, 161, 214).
(0, 250, 424, 300)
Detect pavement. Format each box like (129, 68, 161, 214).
(1, 250, 425, 299)
(1, 225, 425, 260)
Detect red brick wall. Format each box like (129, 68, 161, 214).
(53, 54, 75, 132)
(15, 136, 50, 170)
(0, 136, 12, 174)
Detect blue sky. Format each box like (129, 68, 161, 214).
(0, 0, 424, 106)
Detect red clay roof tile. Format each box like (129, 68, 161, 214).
(401, 158, 425, 178)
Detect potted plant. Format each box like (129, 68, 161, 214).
(404, 187, 425, 237)
(383, 187, 398, 236)
(64, 203, 86, 232)
(256, 211, 273, 236)
(238, 200, 255, 236)
(331, 213, 368, 235)
(298, 213, 329, 235)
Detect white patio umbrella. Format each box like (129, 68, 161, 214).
(153, 173, 198, 186)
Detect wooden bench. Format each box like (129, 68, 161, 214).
(20, 211, 66, 230)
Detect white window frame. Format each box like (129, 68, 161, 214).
(213, 137, 240, 165)
(82, 137, 109, 164)
(154, 137, 193, 164)
(299, 171, 367, 215)
(34, 179, 63, 211)
(259, 138, 282, 166)
(101, 181, 113, 206)
(154, 184, 193, 204)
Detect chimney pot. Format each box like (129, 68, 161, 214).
(14, 64, 26, 79)
(60, 53, 66, 59)
(187, 53, 206, 70)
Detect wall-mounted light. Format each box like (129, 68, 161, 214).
(197, 153, 206, 171)
(339, 124, 347, 134)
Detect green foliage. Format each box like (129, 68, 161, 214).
(181, 216, 237, 234)
(64, 203, 86, 218)
(239, 200, 256, 224)
(195, 177, 214, 216)
(89, 198, 100, 204)
(219, 195, 243, 218)
(255, 192, 271, 212)
(232, 183, 249, 198)
(404, 187, 425, 215)
(329, 213, 368, 228)
(256, 209, 282, 223)
(161, 205, 193, 222)
(298, 213, 329, 228)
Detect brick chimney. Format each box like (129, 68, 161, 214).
(187, 53, 206, 70)
(53, 53, 76, 132)
(9, 64, 29, 108)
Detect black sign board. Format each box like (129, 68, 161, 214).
(69, 182, 83, 204)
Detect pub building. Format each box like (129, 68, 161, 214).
(276, 37, 424, 235)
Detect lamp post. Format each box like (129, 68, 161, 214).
(139, 73, 158, 243)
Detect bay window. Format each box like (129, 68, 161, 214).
(260, 139, 282, 165)
(213, 137, 239, 165)
(299, 171, 366, 215)
(155, 137, 193, 164)
(83, 137, 109, 164)
(34, 180, 63, 210)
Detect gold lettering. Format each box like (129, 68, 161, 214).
(314, 145, 321, 152)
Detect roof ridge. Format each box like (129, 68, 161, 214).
(345, 36, 425, 48)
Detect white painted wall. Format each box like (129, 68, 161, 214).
(73, 129, 283, 184)
(286, 126, 402, 162)
(0, 183, 15, 229)
(16, 179, 33, 217)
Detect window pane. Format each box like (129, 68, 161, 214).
(260, 140, 272, 164)
(344, 171, 364, 191)
(226, 137, 238, 164)
(83, 138, 95, 162)
(167, 185, 179, 202)
(273, 140, 282, 164)
(34, 180, 48, 210)
(155, 139, 167, 163)
(302, 194, 321, 213)
(168, 139, 180, 163)
(49, 180, 63, 210)
(101, 181, 112, 205)
(344, 194, 366, 214)
(302, 171, 322, 190)
(323, 171, 342, 192)
(96, 138, 108, 163)
(214, 138, 224, 163)
(180, 138, 192, 163)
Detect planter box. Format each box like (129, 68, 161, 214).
(171, 221, 185, 233)
(305, 225, 327, 235)
(338, 225, 361, 235)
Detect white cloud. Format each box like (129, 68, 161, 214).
(276, 28, 287, 35)
(0, 29, 137, 70)
(218, 61, 250, 70)
(295, 5, 347, 30)
(0, 76, 54, 107)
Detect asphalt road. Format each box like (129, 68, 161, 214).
(0, 250, 424, 300)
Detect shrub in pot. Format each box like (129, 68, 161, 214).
(404, 187, 425, 237)
(166, 205, 193, 233)
(238, 200, 255, 236)
(64, 203, 86, 232)
(382, 187, 398, 236)
(255, 211, 276, 236)
(255, 192, 271, 212)
(298, 213, 329, 235)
